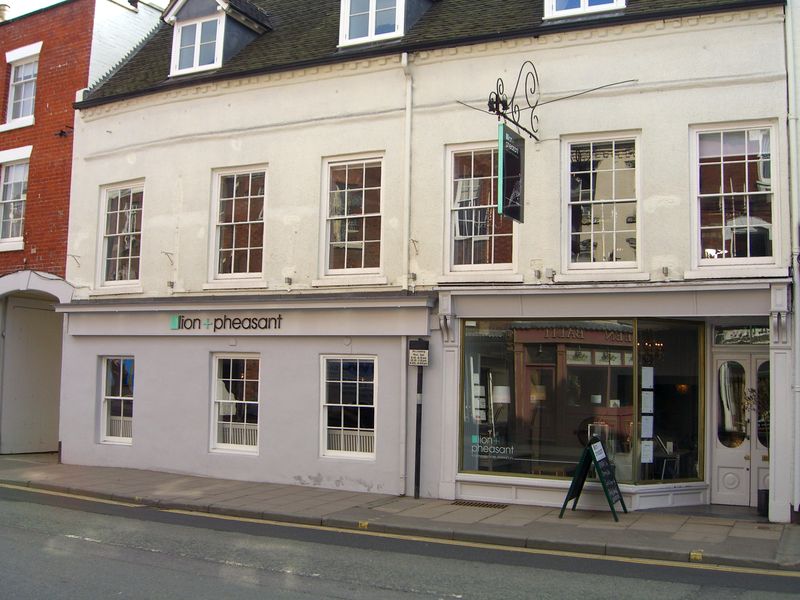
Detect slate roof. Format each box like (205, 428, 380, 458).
(78, 0, 784, 108)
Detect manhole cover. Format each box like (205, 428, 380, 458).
(451, 500, 508, 509)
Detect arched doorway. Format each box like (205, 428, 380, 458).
(0, 271, 73, 454)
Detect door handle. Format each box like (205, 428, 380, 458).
(744, 454, 751, 461)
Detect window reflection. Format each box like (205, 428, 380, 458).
(461, 319, 702, 484)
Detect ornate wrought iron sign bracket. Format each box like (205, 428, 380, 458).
(488, 60, 541, 141)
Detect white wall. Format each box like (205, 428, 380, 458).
(69, 7, 790, 298)
(89, 0, 162, 87)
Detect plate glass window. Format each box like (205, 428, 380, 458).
(216, 170, 265, 276)
(568, 139, 636, 265)
(698, 128, 773, 261)
(323, 357, 375, 456)
(451, 148, 512, 267)
(214, 356, 259, 449)
(327, 160, 381, 271)
(8, 58, 37, 121)
(0, 161, 28, 240)
(103, 357, 134, 441)
(103, 185, 143, 283)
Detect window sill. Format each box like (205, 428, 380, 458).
(322, 452, 376, 461)
(0, 239, 23, 252)
(89, 284, 143, 296)
(312, 275, 388, 287)
(211, 446, 259, 456)
(169, 63, 220, 78)
(0, 116, 34, 132)
(100, 438, 132, 446)
(338, 32, 403, 48)
(684, 267, 788, 280)
(556, 271, 651, 283)
(203, 279, 268, 291)
(438, 273, 523, 285)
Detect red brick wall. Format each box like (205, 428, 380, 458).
(0, 0, 95, 278)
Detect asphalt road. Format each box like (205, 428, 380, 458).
(0, 485, 797, 599)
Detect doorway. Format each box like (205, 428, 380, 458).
(710, 353, 769, 506)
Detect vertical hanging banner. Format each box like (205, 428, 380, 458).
(497, 122, 525, 223)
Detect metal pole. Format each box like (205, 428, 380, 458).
(414, 364, 423, 499)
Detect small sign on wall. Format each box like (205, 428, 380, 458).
(408, 339, 429, 367)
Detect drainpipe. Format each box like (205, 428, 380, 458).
(786, 0, 800, 515)
(401, 52, 413, 290)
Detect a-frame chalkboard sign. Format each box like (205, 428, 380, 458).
(559, 436, 628, 522)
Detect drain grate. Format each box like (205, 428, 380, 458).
(451, 500, 508, 509)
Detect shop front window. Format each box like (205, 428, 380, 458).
(461, 319, 703, 484)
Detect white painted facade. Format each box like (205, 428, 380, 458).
(63, 6, 797, 521)
(89, 0, 163, 87)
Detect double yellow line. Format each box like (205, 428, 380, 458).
(3, 482, 798, 579)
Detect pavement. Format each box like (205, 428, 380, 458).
(1, 453, 798, 571)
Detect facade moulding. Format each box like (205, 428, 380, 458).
(413, 7, 784, 66)
(79, 55, 404, 122)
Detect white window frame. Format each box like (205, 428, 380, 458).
(321, 154, 384, 277)
(101, 356, 134, 444)
(544, 0, 625, 20)
(99, 181, 144, 287)
(320, 355, 377, 459)
(211, 354, 260, 453)
(338, 0, 405, 46)
(562, 133, 641, 272)
(209, 166, 267, 282)
(2, 42, 41, 131)
(691, 122, 779, 270)
(0, 145, 32, 253)
(444, 142, 516, 274)
(169, 14, 225, 76)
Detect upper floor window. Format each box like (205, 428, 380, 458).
(340, 0, 404, 45)
(449, 147, 513, 270)
(214, 168, 265, 278)
(170, 15, 224, 76)
(3, 42, 41, 130)
(103, 184, 144, 284)
(325, 158, 382, 273)
(697, 126, 774, 264)
(545, 0, 625, 19)
(567, 138, 637, 267)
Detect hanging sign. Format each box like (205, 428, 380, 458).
(559, 436, 628, 522)
(497, 122, 524, 223)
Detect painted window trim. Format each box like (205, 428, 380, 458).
(690, 121, 780, 270)
(562, 133, 641, 273)
(210, 353, 261, 454)
(169, 14, 225, 77)
(5, 42, 41, 125)
(100, 356, 134, 445)
(208, 165, 268, 283)
(444, 141, 517, 275)
(338, 0, 405, 47)
(543, 0, 625, 20)
(0, 150, 30, 246)
(320, 355, 377, 460)
(320, 154, 385, 277)
(97, 180, 145, 288)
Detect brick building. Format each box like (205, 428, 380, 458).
(0, 0, 161, 453)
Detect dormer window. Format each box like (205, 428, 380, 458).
(170, 14, 224, 76)
(544, 0, 625, 19)
(340, 0, 404, 46)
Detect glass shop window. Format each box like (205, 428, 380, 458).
(460, 318, 703, 484)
